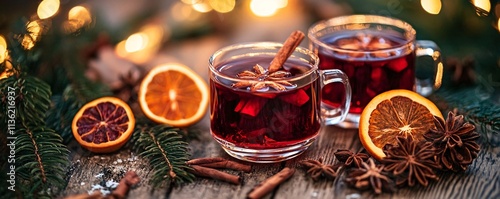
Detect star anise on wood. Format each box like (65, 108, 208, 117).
(334, 149, 370, 168)
(345, 159, 396, 194)
(299, 158, 339, 181)
(424, 111, 480, 172)
(381, 136, 440, 187)
(232, 64, 294, 91)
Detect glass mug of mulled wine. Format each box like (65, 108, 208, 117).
(308, 15, 443, 128)
(209, 42, 352, 163)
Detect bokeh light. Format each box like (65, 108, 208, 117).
(116, 24, 165, 64)
(192, 1, 213, 13)
(421, 0, 442, 15)
(64, 5, 92, 33)
(472, 0, 491, 16)
(37, 0, 60, 19)
(0, 35, 7, 63)
(209, 0, 235, 13)
(22, 21, 43, 50)
(250, 0, 287, 17)
(125, 33, 148, 53)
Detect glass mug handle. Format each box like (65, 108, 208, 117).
(415, 40, 443, 97)
(320, 69, 352, 125)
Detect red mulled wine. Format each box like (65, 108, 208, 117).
(210, 57, 321, 149)
(314, 30, 415, 114)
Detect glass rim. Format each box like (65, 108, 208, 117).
(209, 42, 319, 83)
(307, 14, 417, 54)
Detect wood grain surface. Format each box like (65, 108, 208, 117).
(61, 118, 500, 199)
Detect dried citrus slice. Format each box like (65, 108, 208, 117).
(72, 97, 135, 153)
(139, 63, 209, 127)
(359, 89, 443, 160)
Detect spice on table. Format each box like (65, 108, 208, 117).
(345, 159, 396, 194)
(247, 167, 295, 199)
(189, 165, 241, 185)
(382, 136, 440, 187)
(424, 111, 480, 172)
(63, 170, 140, 199)
(334, 149, 370, 168)
(299, 158, 339, 180)
(187, 157, 252, 172)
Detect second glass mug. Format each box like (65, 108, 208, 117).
(209, 42, 352, 163)
(308, 15, 443, 128)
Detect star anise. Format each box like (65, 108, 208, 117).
(424, 111, 480, 172)
(232, 64, 294, 91)
(334, 149, 370, 168)
(381, 136, 440, 187)
(299, 158, 339, 181)
(345, 159, 396, 194)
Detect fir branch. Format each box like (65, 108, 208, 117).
(133, 125, 195, 187)
(15, 125, 70, 198)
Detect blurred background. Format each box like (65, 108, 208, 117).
(1, 0, 499, 101)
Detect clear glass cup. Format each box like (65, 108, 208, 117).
(209, 42, 352, 163)
(308, 15, 443, 128)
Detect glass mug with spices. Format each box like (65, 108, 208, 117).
(209, 39, 352, 163)
(308, 15, 443, 128)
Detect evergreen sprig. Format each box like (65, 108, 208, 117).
(132, 125, 195, 187)
(0, 74, 70, 197)
(15, 126, 69, 198)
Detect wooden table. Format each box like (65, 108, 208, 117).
(62, 113, 500, 199)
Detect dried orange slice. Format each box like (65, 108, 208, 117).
(139, 63, 209, 127)
(359, 89, 443, 160)
(72, 97, 135, 153)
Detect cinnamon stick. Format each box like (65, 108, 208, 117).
(247, 167, 295, 199)
(268, 31, 305, 73)
(190, 165, 241, 185)
(188, 157, 252, 172)
(63, 171, 140, 199)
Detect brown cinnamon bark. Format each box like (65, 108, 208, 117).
(188, 157, 252, 172)
(268, 31, 305, 73)
(190, 165, 241, 185)
(247, 167, 295, 199)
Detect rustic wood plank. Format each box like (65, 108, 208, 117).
(62, 118, 500, 199)
(62, 143, 167, 198)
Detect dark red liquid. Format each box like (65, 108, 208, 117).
(210, 57, 321, 149)
(314, 31, 415, 114)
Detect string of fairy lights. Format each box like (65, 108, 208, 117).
(0, 0, 499, 79)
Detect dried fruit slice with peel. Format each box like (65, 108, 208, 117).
(72, 97, 135, 153)
(139, 63, 209, 127)
(359, 89, 443, 160)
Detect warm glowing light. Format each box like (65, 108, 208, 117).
(22, 21, 42, 50)
(192, 2, 213, 13)
(209, 0, 235, 13)
(275, 0, 288, 8)
(181, 0, 198, 4)
(434, 62, 443, 89)
(472, 0, 491, 15)
(65, 5, 92, 32)
(125, 33, 148, 53)
(250, 0, 286, 17)
(497, 18, 500, 32)
(116, 24, 165, 64)
(37, 0, 60, 19)
(0, 35, 7, 63)
(421, 0, 442, 15)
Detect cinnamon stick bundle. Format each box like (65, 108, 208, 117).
(268, 31, 305, 73)
(247, 167, 296, 199)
